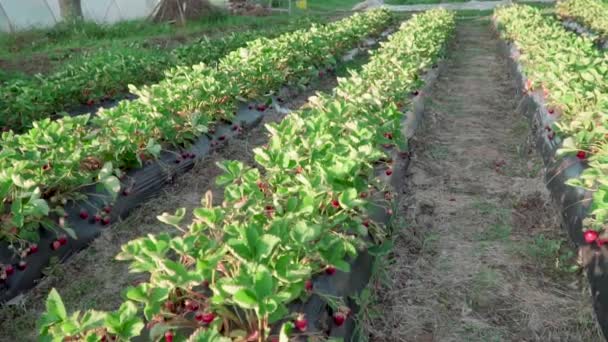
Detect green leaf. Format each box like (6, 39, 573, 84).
(256, 234, 280, 260)
(292, 221, 321, 243)
(233, 289, 259, 310)
(339, 188, 359, 208)
(368, 240, 394, 256)
(279, 322, 294, 342)
(254, 266, 274, 300)
(101, 176, 121, 198)
(98, 162, 113, 179)
(45, 289, 67, 322)
(157, 208, 186, 228)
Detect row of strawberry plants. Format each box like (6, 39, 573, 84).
(556, 0, 608, 41)
(0, 18, 319, 133)
(493, 6, 608, 244)
(38, 9, 455, 342)
(0, 10, 392, 244)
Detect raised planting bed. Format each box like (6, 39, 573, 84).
(0, 18, 322, 133)
(37, 9, 455, 342)
(0, 10, 396, 304)
(556, 0, 608, 50)
(0, 9, 392, 244)
(494, 4, 608, 339)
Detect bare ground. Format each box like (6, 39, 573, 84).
(367, 18, 601, 342)
(0, 63, 352, 341)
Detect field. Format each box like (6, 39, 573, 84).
(1, 0, 608, 341)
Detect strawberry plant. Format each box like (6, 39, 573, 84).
(556, 0, 608, 40)
(0, 9, 393, 247)
(494, 5, 608, 244)
(38, 9, 454, 342)
(0, 20, 319, 133)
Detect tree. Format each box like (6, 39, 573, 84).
(150, 0, 216, 25)
(58, 0, 83, 21)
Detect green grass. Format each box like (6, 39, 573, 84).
(0, 12, 319, 59)
(304, 0, 363, 11)
(385, 0, 467, 5)
(514, 234, 580, 275)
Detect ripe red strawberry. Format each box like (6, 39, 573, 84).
(219, 135, 226, 141)
(294, 314, 307, 332)
(94, 214, 102, 223)
(122, 189, 131, 196)
(386, 208, 393, 215)
(333, 312, 346, 326)
(184, 299, 199, 312)
(164, 330, 174, 342)
(385, 169, 393, 176)
(295, 165, 303, 174)
(383, 143, 393, 149)
(412, 90, 420, 96)
(305, 279, 313, 292)
(5, 265, 14, 276)
(200, 312, 215, 324)
(325, 265, 336, 275)
(174, 158, 181, 164)
(102, 217, 111, 226)
(28, 244, 38, 255)
(103, 205, 112, 214)
(318, 71, 324, 77)
(359, 192, 368, 199)
(577, 151, 587, 160)
(202, 280, 210, 288)
(232, 124, 239, 131)
(17, 261, 27, 270)
(58, 235, 68, 246)
(51, 240, 62, 250)
(331, 199, 340, 209)
(209, 128, 216, 134)
(86, 99, 94, 106)
(584, 230, 599, 244)
(548, 108, 555, 115)
(362, 219, 370, 228)
(42, 163, 51, 171)
(79, 210, 89, 220)
(383, 132, 393, 140)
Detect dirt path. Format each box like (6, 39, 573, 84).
(368, 18, 600, 341)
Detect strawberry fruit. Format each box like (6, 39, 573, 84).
(584, 230, 599, 244)
(51, 240, 62, 251)
(5, 265, 14, 276)
(294, 314, 307, 332)
(184, 299, 199, 312)
(17, 261, 27, 270)
(333, 312, 346, 326)
(577, 151, 587, 160)
(305, 279, 313, 292)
